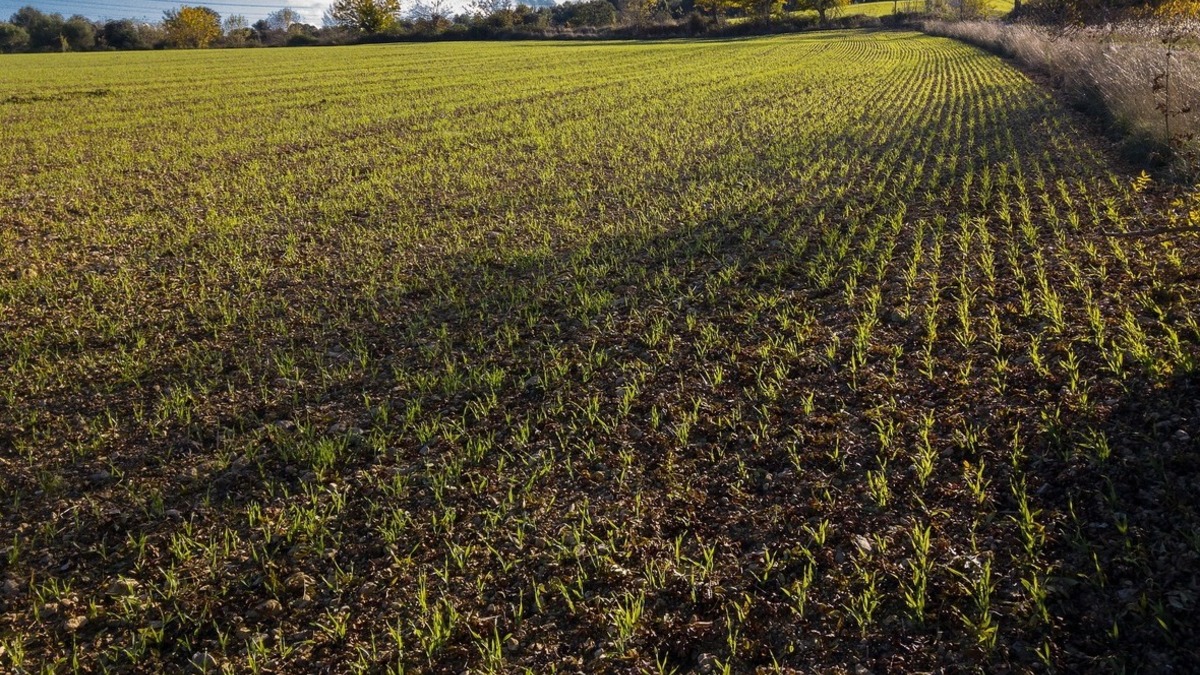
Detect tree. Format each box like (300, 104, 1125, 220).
(61, 15, 95, 50)
(164, 6, 222, 48)
(556, 0, 618, 25)
(10, 6, 65, 51)
(266, 7, 303, 30)
(285, 22, 320, 44)
(0, 22, 29, 52)
(618, 0, 659, 24)
(468, 0, 513, 17)
(694, 0, 724, 18)
(101, 19, 149, 49)
(223, 14, 253, 44)
(325, 0, 403, 32)
(223, 13, 248, 31)
(797, 0, 848, 21)
(409, 0, 454, 24)
(696, 0, 778, 19)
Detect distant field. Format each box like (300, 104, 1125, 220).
(844, 0, 924, 16)
(839, 0, 1015, 16)
(727, 0, 1015, 24)
(1, 32, 1198, 673)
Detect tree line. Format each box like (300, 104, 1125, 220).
(0, 6, 334, 52)
(0, 0, 1176, 53)
(0, 0, 899, 53)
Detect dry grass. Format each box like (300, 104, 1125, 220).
(924, 19, 1200, 170)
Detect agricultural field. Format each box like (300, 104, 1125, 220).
(1, 30, 1199, 673)
(765, 0, 1015, 21)
(839, 0, 1013, 17)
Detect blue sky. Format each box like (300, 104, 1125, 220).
(0, 0, 332, 24)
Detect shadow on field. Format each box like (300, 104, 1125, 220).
(1042, 367, 1200, 669)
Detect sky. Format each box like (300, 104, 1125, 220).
(0, 0, 334, 25)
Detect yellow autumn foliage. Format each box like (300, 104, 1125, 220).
(164, 6, 222, 48)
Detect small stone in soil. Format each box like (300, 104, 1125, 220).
(190, 651, 218, 672)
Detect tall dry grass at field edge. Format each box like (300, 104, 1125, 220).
(924, 19, 1200, 172)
